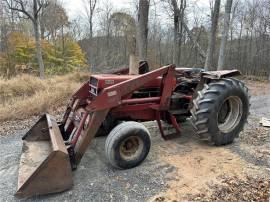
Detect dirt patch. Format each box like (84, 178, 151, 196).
(149, 136, 268, 201)
(164, 148, 245, 197)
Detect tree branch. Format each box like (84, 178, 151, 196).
(182, 20, 206, 59)
(4, 0, 34, 22)
(36, 0, 49, 16)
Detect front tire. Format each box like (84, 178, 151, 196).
(105, 121, 151, 169)
(190, 78, 250, 145)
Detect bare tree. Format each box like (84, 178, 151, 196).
(40, 0, 68, 41)
(182, 21, 206, 61)
(171, 0, 186, 66)
(5, 0, 47, 79)
(110, 12, 136, 58)
(204, 0, 221, 71)
(83, 0, 97, 39)
(137, 0, 150, 61)
(217, 0, 233, 70)
(69, 17, 84, 40)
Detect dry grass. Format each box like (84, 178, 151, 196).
(0, 72, 89, 122)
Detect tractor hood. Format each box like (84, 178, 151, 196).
(89, 74, 163, 96)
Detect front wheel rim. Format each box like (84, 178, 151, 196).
(119, 136, 144, 161)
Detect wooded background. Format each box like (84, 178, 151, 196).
(0, 0, 270, 79)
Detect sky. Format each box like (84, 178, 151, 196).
(62, 0, 210, 20)
(62, 0, 135, 19)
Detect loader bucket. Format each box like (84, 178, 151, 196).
(15, 114, 73, 198)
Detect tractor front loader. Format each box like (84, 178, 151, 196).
(15, 64, 250, 198)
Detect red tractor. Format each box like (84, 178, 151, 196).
(16, 64, 249, 198)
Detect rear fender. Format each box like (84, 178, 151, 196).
(201, 69, 241, 79)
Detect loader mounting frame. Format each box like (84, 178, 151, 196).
(64, 65, 184, 166)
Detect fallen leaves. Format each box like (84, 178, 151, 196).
(192, 175, 270, 202)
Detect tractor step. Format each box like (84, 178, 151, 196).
(156, 113, 181, 140)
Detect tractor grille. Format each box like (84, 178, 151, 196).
(90, 77, 98, 86)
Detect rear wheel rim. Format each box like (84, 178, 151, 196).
(217, 96, 243, 133)
(119, 136, 143, 161)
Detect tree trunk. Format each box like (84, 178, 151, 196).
(4, 0, 45, 78)
(34, 20, 45, 79)
(40, 23, 45, 39)
(62, 25, 65, 56)
(217, 0, 233, 70)
(171, 0, 180, 66)
(171, 0, 185, 66)
(136, 0, 150, 61)
(204, 0, 220, 71)
(237, 19, 243, 69)
(129, 54, 138, 75)
(89, 15, 93, 39)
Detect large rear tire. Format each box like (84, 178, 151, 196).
(105, 122, 151, 169)
(190, 78, 250, 145)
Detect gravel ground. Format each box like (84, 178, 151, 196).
(0, 125, 175, 202)
(250, 95, 270, 119)
(0, 95, 270, 201)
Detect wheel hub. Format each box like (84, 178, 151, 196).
(119, 136, 143, 160)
